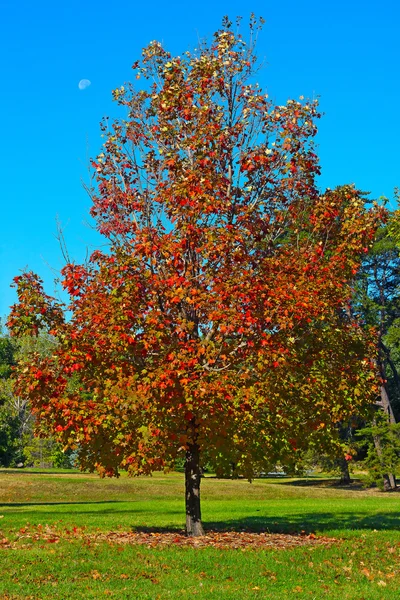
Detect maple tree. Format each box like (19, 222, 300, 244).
(9, 16, 385, 535)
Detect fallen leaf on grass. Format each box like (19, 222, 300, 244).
(91, 570, 102, 580)
(361, 568, 374, 580)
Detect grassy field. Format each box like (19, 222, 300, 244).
(1, 470, 400, 598)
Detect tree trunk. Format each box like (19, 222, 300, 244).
(185, 442, 205, 536)
(373, 355, 397, 490)
(379, 382, 396, 426)
(339, 457, 351, 485)
(380, 340, 400, 399)
(373, 414, 397, 491)
(383, 472, 397, 491)
(380, 381, 397, 489)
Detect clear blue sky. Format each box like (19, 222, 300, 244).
(1, 0, 399, 318)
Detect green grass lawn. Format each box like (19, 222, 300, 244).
(1, 470, 400, 598)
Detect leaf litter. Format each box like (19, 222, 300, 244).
(0, 524, 338, 550)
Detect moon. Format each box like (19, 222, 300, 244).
(78, 79, 91, 90)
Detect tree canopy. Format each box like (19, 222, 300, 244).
(8, 16, 385, 535)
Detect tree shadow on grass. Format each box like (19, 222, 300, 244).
(130, 525, 186, 534)
(0, 503, 184, 520)
(0, 501, 122, 507)
(122, 510, 400, 535)
(2, 500, 400, 535)
(0, 469, 89, 476)
(204, 511, 400, 534)
(277, 478, 367, 491)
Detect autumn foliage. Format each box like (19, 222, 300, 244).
(9, 16, 384, 534)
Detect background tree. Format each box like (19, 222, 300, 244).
(0, 323, 72, 468)
(9, 16, 384, 535)
(0, 325, 22, 466)
(355, 219, 400, 489)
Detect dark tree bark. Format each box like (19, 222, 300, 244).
(380, 340, 400, 398)
(378, 355, 397, 426)
(339, 457, 351, 485)
(372, 356, 397, 490)
(384, 472, 397, 491)
(373, 413, 397, 491)
(379, 382, 397, 426)
(185, 442, 205, 536)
